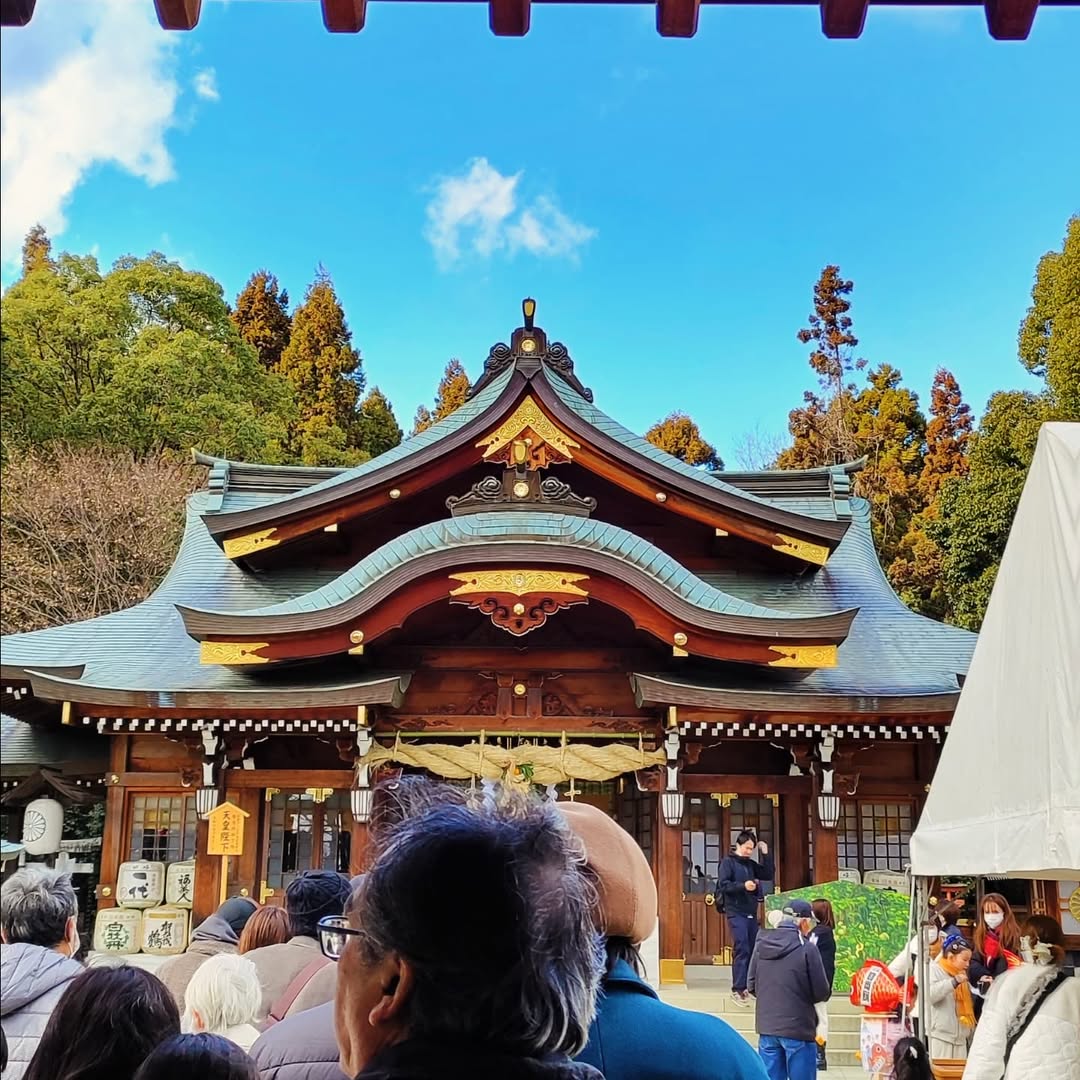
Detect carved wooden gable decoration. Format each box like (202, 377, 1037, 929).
(448, 570, 590, 635)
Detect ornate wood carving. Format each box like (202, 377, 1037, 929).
(771, 533, 830, 567)
(448, 571, 589, 636)
(223, 528, 281, 560)
(446, 470, 596, 517)
(200, 641, 269, 665)
(766, 644, 837, 668)
(476, 396, 580, 470)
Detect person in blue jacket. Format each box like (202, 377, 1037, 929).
(717, 831, 775, 1006)
(563, 802, 767, 1080)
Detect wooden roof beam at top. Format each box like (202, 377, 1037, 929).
(657, 0, 701, 36)
(820, 0, 869, 37)
(984, 0, 1039, 37)
(323, 0, 367, 32)
(490, 0, 531, 35)
(154, 0, 201, 31)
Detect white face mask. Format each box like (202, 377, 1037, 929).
(985, 912, 1005, 930)
(926, 927, 940, 943)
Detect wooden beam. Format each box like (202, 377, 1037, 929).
(321, 0, 366, 32)
(153, 0, 201, 31)
(656, 796, 685, 984)
(489, 0, 530, 35)
(96, 736, 129, 909)
(226, 769, 354, 789)
(984, 0, 1039, 38)
(811, 813, 839, 884)
(782, 793, 811, 891)
(112, 772, 186, 789)
(192, 817, 220, 925)
(682, 773, 811, 795)
(657, 0, 700, 37)
(820, 0, 868, 37)
(0, 0, 35, 28)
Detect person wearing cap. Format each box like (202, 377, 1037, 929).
(157, 895, 259, 1014)
(748, 898, 831, 1080)
(245, 870, 353, 1022)
(561, 802, 768, 1080)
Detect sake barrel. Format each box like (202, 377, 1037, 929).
(141, 906, 189, 956)
(93, 906, 142, 956)
(165, 860, 196, 909)
(116, 860, 165, 908)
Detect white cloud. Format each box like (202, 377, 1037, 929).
(425, 157, 596, 270)
(0, 0, 182, 269)
(192, 68, 219, 102)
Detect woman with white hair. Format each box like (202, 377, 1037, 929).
(182, 953, 261, 1051)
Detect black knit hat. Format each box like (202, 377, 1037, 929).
(285, 870, 353, 938)
(217, 896, 258, 935)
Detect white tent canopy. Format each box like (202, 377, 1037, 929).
(910, 423, 1080, 881)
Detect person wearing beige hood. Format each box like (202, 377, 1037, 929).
(560, 802, 767, 1080)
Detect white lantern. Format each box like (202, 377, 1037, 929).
(116, 861, 166, 909)
(92, 907, 142, 955)
(141, 906, 189, 956)
(22, 797, 63, 856)
(165, 860, 196, 908)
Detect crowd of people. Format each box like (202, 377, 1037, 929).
(0, 784, 1077, 1080)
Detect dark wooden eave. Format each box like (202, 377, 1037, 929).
(204, 365, 849, 567)
(0, 0, 1061, 41)
(631, 671, 961, 715)
(1, 768, 101, 807)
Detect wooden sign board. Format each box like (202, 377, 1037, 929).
(206, 800, 249, 857)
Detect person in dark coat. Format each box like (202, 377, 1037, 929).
(562, 802, 767, 1080)
(330, 779, 603, 1080)
(250, 1002, 347, 1080)
(748, 899, 831, 1080)
(717, 830, 774, 1006)
(809, 899, 837, 1072)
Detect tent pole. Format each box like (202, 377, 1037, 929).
(916, 875, 930, 1051)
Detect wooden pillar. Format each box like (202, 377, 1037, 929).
(812, 807, 839, 884)
(656, 798, 685, 985)
(227, 786, 261, 903)
(781, 793, 811, 891)
(96, 735, 129, 910)
(349, 820, 371, 878)
(192, 815, 221, 925)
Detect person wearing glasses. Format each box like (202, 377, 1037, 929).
(318, 780, 604, 1080)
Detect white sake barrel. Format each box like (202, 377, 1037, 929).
(165, 860, 196, 909)
(22, 798, 64, 856)
(116, 861, 165, 908)
(141, 906, 188, 956)
(93, 907, 143, 955)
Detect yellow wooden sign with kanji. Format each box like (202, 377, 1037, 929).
(206, 801, 249, 856)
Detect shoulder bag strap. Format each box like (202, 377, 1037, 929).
(1003, 970, 1069, 1069)
(267, 955, 332, 1025)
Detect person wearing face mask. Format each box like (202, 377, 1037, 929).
(0, 866, 84, 1080)
(888, 901, 963, 1034)
(717, 830, 774, 1007)
(968, 894, 1021, 1014)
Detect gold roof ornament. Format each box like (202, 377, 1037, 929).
(475, 395, 580, 469)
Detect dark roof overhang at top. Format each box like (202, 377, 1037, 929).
(0, 0, 1062, 42)
(200, 306, 852, 568)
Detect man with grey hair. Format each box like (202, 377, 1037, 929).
(0, 865, 83, 1079)
(326, 779, 604, 1079)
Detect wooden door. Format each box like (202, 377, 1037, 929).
(258, 788, 352, 905)
(682, 794, 779, 964)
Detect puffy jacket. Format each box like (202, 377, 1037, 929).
(717, 853, 774, 917)
(250, 1001, 348, 1080)
(157, 913, 240, 1013)
(963, 964, 1080, 1080)
(748, 924, 830, 1042)
(0, 942, 83, 1080)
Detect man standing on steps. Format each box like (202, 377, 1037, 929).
(748, 899, 831, 1080)
(717, 830, 774, 1007)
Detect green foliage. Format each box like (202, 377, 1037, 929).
(1019, 216, 1080, 421)
(412, 403, 434, 436)
(645, 411, 723, 470)
(0, 251, 294, 461)
(412, 358, 471, 436)
(357, 387, 403, 459)
(232, 269, 291, 370)
(21, 224, 53, 276)
(767, 881, 911, 993)
(930, 391, 1045, 630)
(275, 268, 364, 464)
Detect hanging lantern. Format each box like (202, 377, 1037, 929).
(661, 791, 685, 827)
(350, 783, 374, 824)
(196, 786, 219, 820)
(817, 794, 842, 829)
(22, 797, 63, 856)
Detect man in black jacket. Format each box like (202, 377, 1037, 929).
(716, 830, 774, 1006)
(748, 900, 831, 1080)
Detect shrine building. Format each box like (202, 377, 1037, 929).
(0, 301, 983, 981)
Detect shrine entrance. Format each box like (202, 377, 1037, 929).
(258, 788, 353, 905)
(682, 794, 778, 964)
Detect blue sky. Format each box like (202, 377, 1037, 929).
(2, 0, 1077, 463)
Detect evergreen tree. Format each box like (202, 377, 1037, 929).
(432, 358, 471, 421)
(1019, 215, 1079, 421)
(357, 387, 403, 458)
(645, 412, 723, 470)
(275, 268, 364, 464)
(888, 368, 971, 618)
(412, 404, 434, 436)
(21, 224, 53, 277)
(232, 270, 291, 370)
